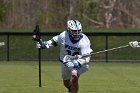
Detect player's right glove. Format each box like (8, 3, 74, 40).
(64, 59, 80, 69)
(129, 41, 140, 48)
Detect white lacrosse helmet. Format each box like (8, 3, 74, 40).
(67, 20, 82, 40)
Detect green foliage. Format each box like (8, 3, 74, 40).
(0, 0, 139, 28)
(85, 1, 100, 21)
(0, 28, 140, 32)
(38, 11, 47, 28)
(78, 0, 101, 28)
(46, 0, 67, 28)
(0, 0, 8, 22)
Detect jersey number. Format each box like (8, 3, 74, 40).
(66, 50, 79, 56)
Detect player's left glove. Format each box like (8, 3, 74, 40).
(129, 41, 140, 48)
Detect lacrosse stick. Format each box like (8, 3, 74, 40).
(63, 44, 130, 61)
(32, 25, 42, 87)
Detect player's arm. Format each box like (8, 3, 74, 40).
(129, 41, 140, 48)
(63, 42, 92, 68)
(36, 39, 57, 49)
(77, 38, 93, 66)
(76, 56, 91, 66)
(35, 35, 58, 49)
(36, 32, 63, 49)
(63, 55, 91, 69)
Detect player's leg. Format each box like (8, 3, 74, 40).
(71, 65, 89, 93)
(77, 65, 89, 75)
(61, 64, 89, 93)
(61, 64, 72, 92)
(63, 80, 72, 92)
(71, 70, 79, 93)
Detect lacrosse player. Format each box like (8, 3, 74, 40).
(129, 41, 140, 48)
(35, 20, 93, 93)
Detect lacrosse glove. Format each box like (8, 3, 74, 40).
(64, 59, 80, 69)
(36, 42, 41, 48)
(129, 41, 140, 48)
(41, 41, 50, 48)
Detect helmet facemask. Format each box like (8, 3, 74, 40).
(69, 29, 82, 40)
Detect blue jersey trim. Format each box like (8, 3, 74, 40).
(59, 58, 63, 63)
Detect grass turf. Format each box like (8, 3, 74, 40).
(0, 61, 140, 93)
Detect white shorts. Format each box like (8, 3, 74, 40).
(61, 63, 89, 80)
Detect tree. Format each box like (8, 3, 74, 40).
(0, 0, 140, 28)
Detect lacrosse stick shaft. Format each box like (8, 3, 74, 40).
(82, 44, 129, 57)
(38, 47, 42, 87)
(33, 24, 42, 87)
(37, 25, 42, 87)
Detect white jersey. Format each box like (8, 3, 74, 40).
(52, 31, 93, 61)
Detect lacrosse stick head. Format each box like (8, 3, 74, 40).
(32, 25, 41, 42)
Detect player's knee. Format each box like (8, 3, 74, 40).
(71, 75, 78, 83)
(63, 80, 70, 87)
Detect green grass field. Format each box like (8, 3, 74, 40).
(0, 62, 140, 93)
